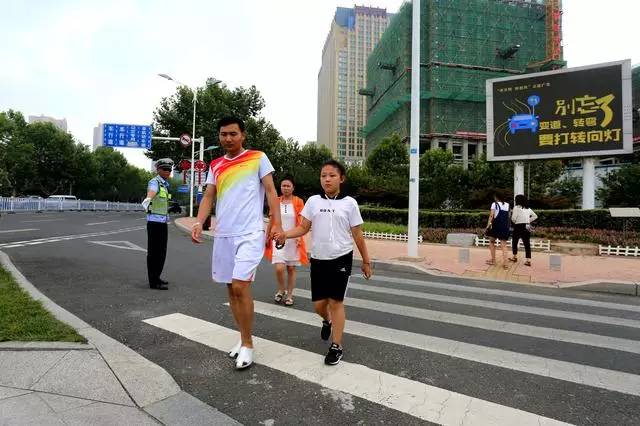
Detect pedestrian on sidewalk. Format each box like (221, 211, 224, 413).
(485, 192, 510, 269)
(275, 159, 372, 366)
(191, 116, 282, 370)
(141, 158, 174, 290)
(509, 194, 538, 267)
(265, 174, 309, 306)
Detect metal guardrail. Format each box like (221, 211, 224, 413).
(599, 245, 640, 257)
(0, 197, 144, 213)
(475, 236, 551, 252)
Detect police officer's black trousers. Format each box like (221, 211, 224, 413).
(147, 222, 168, 284)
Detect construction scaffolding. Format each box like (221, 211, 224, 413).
(363, 0, 563, 154)
(633, 65, 640, 142)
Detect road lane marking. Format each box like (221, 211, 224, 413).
(86, 220, 120, 226)
(345, 283, 640, 329)
(357, 275, 640, 314)
(144, 313, 572, 426)
(0, 228, 39, 234)
(21, 219, 64, 223)
(252, 301, 640, 397)
(89, 241, 146, 252)
(0, 226, 144, 249)
(293, 289, 640, 354)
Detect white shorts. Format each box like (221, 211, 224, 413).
(212, 231, 264, 283)
(271, 240, 301, 266)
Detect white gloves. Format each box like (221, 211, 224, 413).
(141, 197, 152, 210)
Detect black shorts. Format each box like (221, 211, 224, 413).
(309, 251, 353, 302)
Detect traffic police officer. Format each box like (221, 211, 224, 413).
(142, 158, 174, 290)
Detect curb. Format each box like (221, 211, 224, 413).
(0, 250, 241, 425)
(174, 217, 639, 296)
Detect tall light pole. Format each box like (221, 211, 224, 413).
(408, 0, 421, 258)
(158, 74, 221, 217)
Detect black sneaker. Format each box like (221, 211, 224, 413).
(321, 320, 332, 341)
(324, 343, 343, 365)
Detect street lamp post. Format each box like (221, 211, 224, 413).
(158, 74, 221, 217)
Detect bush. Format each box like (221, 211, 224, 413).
(360, 207, 640, 231)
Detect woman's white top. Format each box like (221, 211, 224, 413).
(511, 206, 538, 224)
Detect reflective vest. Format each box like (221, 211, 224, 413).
(149, 177, 171, 216)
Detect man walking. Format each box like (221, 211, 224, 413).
(192, 116, 282, 370)
(142, 158, 174, 290)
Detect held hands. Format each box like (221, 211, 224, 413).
(269, 225, 285, 247)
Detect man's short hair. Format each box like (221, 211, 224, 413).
(217, 116, 245, 132)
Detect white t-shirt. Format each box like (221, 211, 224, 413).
(300, 194, 364, 260)
(491, 201, 510, 216)
(205, 150, 274, 237)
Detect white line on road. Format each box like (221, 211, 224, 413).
(144, 313, 572, 426)
(0, 226, 145, 249)
(346, 283, 640, 329)
(357, 275, 640, 313)
(252, 301, 640, 397)
(293, 289, 640, 354)
(86, 220, 120, 226)
(0, 228, 39, 234)
(21, 219, 64, 223)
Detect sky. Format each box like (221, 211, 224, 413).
(1, 0, 637, 170)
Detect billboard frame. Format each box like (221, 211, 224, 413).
(486, 59, 633, 161)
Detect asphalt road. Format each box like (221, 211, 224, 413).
(1, 211, 640, 425)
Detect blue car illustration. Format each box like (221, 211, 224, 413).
(508, 114, 539, 134)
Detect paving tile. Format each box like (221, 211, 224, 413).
(32, 350, 132, 406)
(60, 402, 159, 426)
(38, 393, 94, 413)
(0, 351, 67, 389)
(0, 393, 52, 421)
(145, 391, 241, 426)
(1, 413, 66, 426)
(0, 387, 31, 401)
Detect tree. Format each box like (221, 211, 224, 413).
(546, 176, 582, 209)
(419, 149, 468, 209)
(366, 134, 408, 177)
(597, 164, 640, 207)
(150, 80, 278, 166)
(466, 154, 514, 208)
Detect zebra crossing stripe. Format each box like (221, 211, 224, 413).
(346, 283, 640, 329)
(294, 289, 640, 354)
(143, 313, 572, 426)
(251, 301, 640, 397)
(358, 275, 640, 313)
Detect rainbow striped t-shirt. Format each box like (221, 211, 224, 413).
(204, 150, 274, 237)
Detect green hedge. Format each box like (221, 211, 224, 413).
(360, 207, 640, 231)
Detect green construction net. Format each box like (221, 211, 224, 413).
(364, 0, 551, 152)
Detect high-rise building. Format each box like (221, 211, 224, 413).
(28, 115, 68, 132)
(317, 6, 390, 164)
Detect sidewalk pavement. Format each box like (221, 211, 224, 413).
(178, 216, 640, 294)
(0, 252, 241, 426)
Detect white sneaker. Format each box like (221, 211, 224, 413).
(228, 341, 242, 359)
(235, 346, 253, 370)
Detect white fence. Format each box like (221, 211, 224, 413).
(599, 245, 640, 257)
(363, 231, 423, 243)
(0, 197, 143, 213)
(475, 236, 551, 252)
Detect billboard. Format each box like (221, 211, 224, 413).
(486, 60, 632, 161)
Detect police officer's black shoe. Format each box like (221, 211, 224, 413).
(150, 282, 168, 290)
(158, 279, 169, 286)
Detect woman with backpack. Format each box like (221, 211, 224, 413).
(485, 192, 510, 269)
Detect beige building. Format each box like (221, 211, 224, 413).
(317, 6, 390, 164)
(28, 115, 67, 132)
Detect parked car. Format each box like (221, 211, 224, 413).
(48, 195, 77, 201)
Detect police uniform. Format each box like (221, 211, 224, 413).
(143, 159, 173, 289)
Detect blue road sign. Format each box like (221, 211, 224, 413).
(177, 185, 190, 193)
(102, 123, 152, 149)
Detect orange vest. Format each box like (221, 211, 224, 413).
(264, 195, 309, 265)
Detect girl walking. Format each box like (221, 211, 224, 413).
(275, 160, 372, 365)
